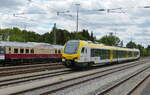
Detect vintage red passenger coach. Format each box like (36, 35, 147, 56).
(0, 41, 63, 65)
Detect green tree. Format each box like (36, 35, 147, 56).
(146, 45, 150, 56)
(90, 31, 96, 42)
(98, 32, 120, 46)
(136, 44, 144, 56)
(126, 41, 137, 48)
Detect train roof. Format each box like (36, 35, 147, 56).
(0, 41, 63, 49)
(51, 45, 63, 49)
(0, 41, 34, 48)
(75, 40, 139, 52)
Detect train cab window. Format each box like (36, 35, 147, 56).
(20, 49, 24, 54)
(26, 49, 29, 54)
(14, 48, 18, 54)
(31, 49, 34, 54)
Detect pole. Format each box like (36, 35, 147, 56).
(24, 24, 27, 42)
(53, 23, 56, 44)
(76, 4, 80, 32)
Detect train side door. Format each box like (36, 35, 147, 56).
(80, 47, 90, 62)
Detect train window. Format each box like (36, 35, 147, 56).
(113, 50, 117, 58)
(20, 49, 24, 54)
(8, 47, 11, 54)
(85, 49, 87, 53)
(58, 50, 61, 54)
(134, 52, 135, 57)
(64, 41, 79, 54)
(26, 49, 29, 54)
(128, 51, 132, 57)
(137, 52, 139, 56)
(81, 47, 85, 53)
(96, 49, 99, 56)
(100, 49, 110, 59)
(91, 49, 97, 57)
(91, 49, 94, 57)
(134, 52, 138, 57)
(117, 51, 120, 58)
(31, 49, 34, 54)
(95, 49, 97, 56)
(117, 51, 124, 58)
(124, 51, 126, 57)
(91, 48, 110, 59)
(14, 48, 18, 54)
(55, 50, 57, 54)
(113, 50, 132, 58)
(9, 47, 11, 51)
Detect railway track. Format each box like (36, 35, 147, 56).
(0, 68, 72, 89)
(127, 74, 150, 95)
(0, 63, 62, 71)
(0, 61, 142, 89)
(0, 63, 65, 77)
(129, 72, 150, 95)
(40, 60, 150, 95)
(0, 59, 149, 95)
(97, 65, 150, 95)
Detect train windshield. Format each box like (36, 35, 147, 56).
(64, 41, 79, 54)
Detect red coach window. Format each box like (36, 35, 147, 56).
(14, 48, 18, 54)
(9, 47, 11, 54)
(9, 47, 11, 51)
(20, 49, 24, 54)
(31, 49, 34, 54)
(26, 49, 29, 54)
(58, 50, 61, 54)
(55, 50, 57, 54)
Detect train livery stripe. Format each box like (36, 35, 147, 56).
(5, 54, 62, 59)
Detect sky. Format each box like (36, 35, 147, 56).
(0, 0, 150, 47)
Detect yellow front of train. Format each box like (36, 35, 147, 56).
(62, 40, 87, 68)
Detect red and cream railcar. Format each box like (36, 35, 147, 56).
(0, 41, 63, 65)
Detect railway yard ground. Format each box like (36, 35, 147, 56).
(0, 57, 150, 95)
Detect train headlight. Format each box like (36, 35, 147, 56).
(62, 58, 65, 61)
(74, 57, 78, 61)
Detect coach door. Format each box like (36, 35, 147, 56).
(80, 47, 90, 62)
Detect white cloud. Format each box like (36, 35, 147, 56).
(0, 0, 150, 46)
